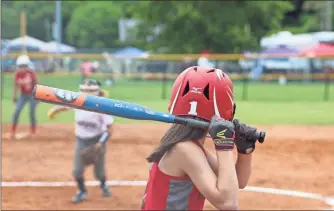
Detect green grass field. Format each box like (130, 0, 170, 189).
(2, 74, 334, 125)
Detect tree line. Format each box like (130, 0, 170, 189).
(2, 0, 327, 53)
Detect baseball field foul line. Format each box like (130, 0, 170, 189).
(1, 180, 333, 209)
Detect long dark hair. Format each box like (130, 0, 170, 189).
(146, 117, 208, 163)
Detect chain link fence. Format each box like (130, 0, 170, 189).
(2, 52, 334, 102)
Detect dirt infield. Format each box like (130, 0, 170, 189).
(2, 123, 334, 210)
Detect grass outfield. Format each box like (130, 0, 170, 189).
(1, 74, 334, 125)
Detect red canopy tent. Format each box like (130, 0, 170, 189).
(300, 43, 334, 57)
(200, 49, 213, 55)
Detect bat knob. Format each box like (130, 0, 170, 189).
(255, 131, 266, 143)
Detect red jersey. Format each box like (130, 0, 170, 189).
(80, 62, 93, 76)
(14, 68, 37, 94)
(142, 141, 207, 210)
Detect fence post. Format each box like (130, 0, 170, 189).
(242, 73, 249, 101)
(324, 72, 330, 101)
(161, 68, 168, 100)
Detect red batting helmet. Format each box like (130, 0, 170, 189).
(168, 66, 235, 121)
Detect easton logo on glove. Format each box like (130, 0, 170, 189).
(213, 139, 235, 150)
(214, 139, 234, 145)
(216, 129, 227, 138)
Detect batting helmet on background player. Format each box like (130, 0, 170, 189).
(80, 78, 109, 97)
(168, 66, 235, 121)
(16, 55, 31, 66)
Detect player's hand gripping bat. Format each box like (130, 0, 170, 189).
(32, 85, 265, 143)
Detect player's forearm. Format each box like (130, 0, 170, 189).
(55, 105, 72, 111)
(215, 151, 239, 210)
(204, 147, 218, 175)
(204, 148, 250, 191)
(235, 153, 252, 189)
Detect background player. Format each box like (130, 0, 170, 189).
(10, 55, 39, 139)
(142, 66, 260, 210)
(47, 79, 113, 203)
(80, 59, 94, 82)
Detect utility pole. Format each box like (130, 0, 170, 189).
(55, 0, 62, 54)
(326, 0, 333, 31)
(20, 12, 27, 53)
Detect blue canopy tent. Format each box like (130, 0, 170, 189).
(112, 47, 149, 58)
(110, 47, 150, 76)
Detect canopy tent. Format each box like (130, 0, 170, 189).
(7, 44, 40, 52)
(112, 47, 149, 58)
(200, 49, 213, 55)
(1, 40, 10, 56)
(260, 31, 319, 51)
(311, 31, 334, 43)
(300, 43, 334, 57)
(1, 39, 11, 45)
(40, 41, 76, 53)
(249, 45, 307, 79)
(260, 45, 300, 56)
(8, 35, 47, 51)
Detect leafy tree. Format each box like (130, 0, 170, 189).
(2, 0, 329, 51)
(282, 0, 322, 33)
(2, 1, 20, 39)
(2, 1, 82, 43)
(128, 1, 293, 53)
(66, 1, 122, 48)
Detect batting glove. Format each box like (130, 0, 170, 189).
(209, 115, 235, 151)
(233, 119, 258, 154)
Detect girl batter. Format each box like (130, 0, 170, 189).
(48, 79, 113, 203)
(142, 66, 260, 210)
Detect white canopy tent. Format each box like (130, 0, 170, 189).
(260, 31, 319, 51)
(8, 35, 47, 50)
(310, 31, 334, 43)
(40, 41, 76, 53)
